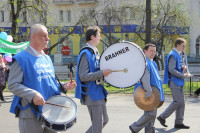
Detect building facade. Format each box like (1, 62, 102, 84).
(0, 0, 200, 63)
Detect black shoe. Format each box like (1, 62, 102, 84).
(157, 116, 168, 127)
(129, 126, 136, 133)
(174, 124, 190, 129)
(0, 97, 4, 101)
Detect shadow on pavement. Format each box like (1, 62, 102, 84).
(155, 128, 180, 133)
(185, 96, 200, 103)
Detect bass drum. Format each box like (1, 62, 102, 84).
(100, 41, 146, 88)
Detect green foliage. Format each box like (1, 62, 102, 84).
(4, 80, 199, 95)
(16, 18, 22, 23)
(104, 84, 134, 94)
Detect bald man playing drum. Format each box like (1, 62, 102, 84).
(129, 44, 164, 133)
(8, 24, 76, 133)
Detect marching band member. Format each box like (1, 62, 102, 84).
(75, 26, 112, 133)
(157, 38, 190, 129)
(129, 44, 164, 133)
(8, 24, 76, 133)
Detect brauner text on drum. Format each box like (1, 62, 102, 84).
(105, 47, 130, 61)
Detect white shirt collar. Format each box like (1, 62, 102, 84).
(173, 48, 182, 55)
(86, 43, 99, 54)
(145, 56, 153, 61)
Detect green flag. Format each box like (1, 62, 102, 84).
(0, 38, 29, 54)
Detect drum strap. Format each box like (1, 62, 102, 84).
(81, 84, 89, 95)
(16, 103, 41, 117)
(16, 104, 30, 111)
(79, 46, 95, 54)
(81, 84, 88, 87)
(55, 75, 66, 94)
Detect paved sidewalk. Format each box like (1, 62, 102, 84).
(0, 92, 200, 133)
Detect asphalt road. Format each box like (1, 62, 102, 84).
(0, 92, 200, 133)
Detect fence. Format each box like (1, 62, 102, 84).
(163, 74, 200, 96)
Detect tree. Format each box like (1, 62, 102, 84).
(145, 0, 151, 44)
(134, 0, 189, 70)
(46, 17, 88, 55)
(1, 0, 48, 41)
(80, 1, 134, 47)
(47, 1, 138, 54)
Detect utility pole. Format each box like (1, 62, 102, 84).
(145, 0, 151, 44)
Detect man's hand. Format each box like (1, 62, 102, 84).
(182, 65, 187, 69)
(145, 90, 152, 99)
(182, 65, 187, 72)
(33, 92, 45, 105)
(184, 73, 192, 78)
(102, 69, 112, 77)
(64, 80, 77, 91)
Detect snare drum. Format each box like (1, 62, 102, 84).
(100, 41, 146, 88)
(42, 95, 77, 131)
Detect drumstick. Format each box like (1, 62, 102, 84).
(111, 68, 128, 73)
(45, 102, 73, 109)
(69, 71, 73, 82)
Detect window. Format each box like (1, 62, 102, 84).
(126, 8, 135, 20)
(59, 10, 63, 22)
(0, 11, 4, 22)
(80, 9, 86, 19)
(22, 12, 27, 22)
(196, 36, 200, 55)
(107, 8, 113, 18)
(40, 11, 47, 22)
(9, 11, 12, 22)
(199, 2, 200, 16)
(66, 10, 71, 22)
(81, 9, 86, 16)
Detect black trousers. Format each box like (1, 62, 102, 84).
(0, 86, 5, 100)
(194, 88, 200, 95)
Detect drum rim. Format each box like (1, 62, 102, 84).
(45, 118, 76, 131)
(100, 41, 147, 88)
(42, 95, 78, 125)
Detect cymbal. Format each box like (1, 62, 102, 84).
(157, 101, 164, 108)
(134, 86, 161, 111)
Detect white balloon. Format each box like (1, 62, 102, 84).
(7, 35, 13, 42)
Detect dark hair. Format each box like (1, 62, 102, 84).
(143, 43, 156, 51)
(85, 26, 101, 41)
(175, 38, 186, 47)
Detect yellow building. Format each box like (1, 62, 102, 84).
(0, 0, 192, 65)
